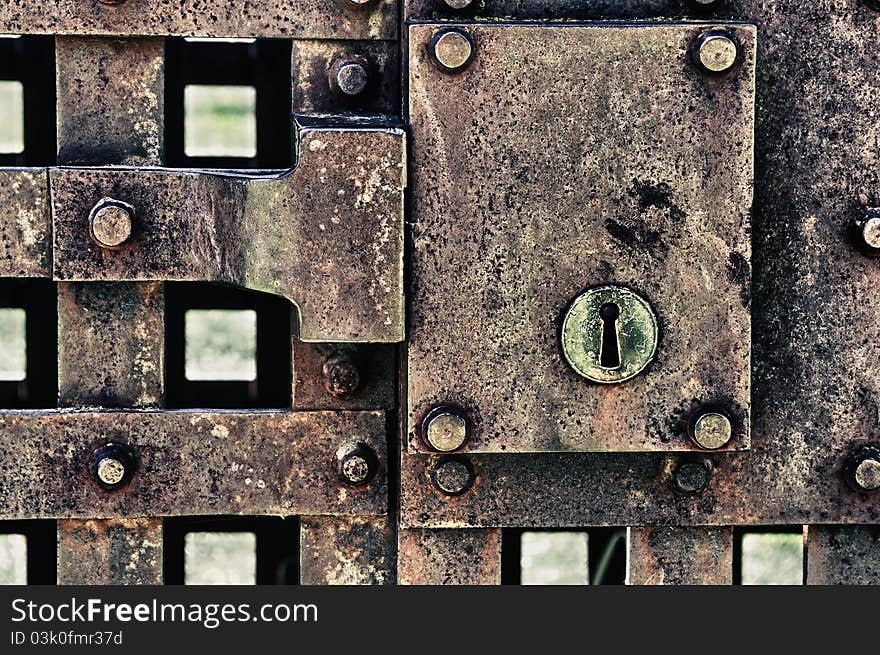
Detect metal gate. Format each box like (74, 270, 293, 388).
(0, 0, 878, 585)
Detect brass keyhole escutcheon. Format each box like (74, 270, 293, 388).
(561, 285, 658, 384)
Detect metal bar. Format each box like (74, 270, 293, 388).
(57, 518, 163, 585)
(397, 528, 502, 585)
(0, 409, 389, 519)
(55, 36, 167, 585)
(626, 527, 733, 585)
(805, 526, 880, 585)
(300, 516, 396, 585)
(0, 1, 398, 41)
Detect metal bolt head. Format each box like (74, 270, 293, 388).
(688, 408, 733, 450)
(332, 60, 369, 97)
(443, 0, 474, 8)
(334, 441, 378, 486)
(853, 208, 880, 256)
(693, 30, 739, 74)
(854, 459, 880, 492)
(845, 447, 880, 493)
(423, 406, 470, 452)
(89, 442, 136, 490)
(322, 353, 361, 397)
(97, 458, 126, 486)
(431, 29, 474, 73)
(431, 457, 474, 496)
(89, 198, 134, 249)
(672, 460, 712, 494)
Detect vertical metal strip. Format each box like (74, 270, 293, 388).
(398, 528, 502, 585)
(299, 516, 396, 585)
(626, 527, 734, 585)
(55, 36, 166, 585)
(805, 526, 880, 585)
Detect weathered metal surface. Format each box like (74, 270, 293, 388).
(56, 37, 164, 166)
(626, 527, 733, 585)
(58, 282, 165, 407)
(405, 0, 680, 22)
(400, 448, 880, 527)
(0, 0, 398, 40)
(300, 516, 396, 584)
(55, 35, 168, 587)
(408, 23, 754, 453)
(0, 169, 50, 277)
(51, 127, 406, 343)
(57, 518, 163, 584)
(292, 40, 400, 118)
(293, 341, 396, 410)
(0, 410, 388, 519)
(805, 526, 880, 585)
(397, 528, 501, 584)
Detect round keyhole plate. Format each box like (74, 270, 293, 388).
(561, 285, 658, 384)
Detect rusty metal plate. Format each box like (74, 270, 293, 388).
(0, 410, 387, 519)
(51, 127, 405, 343)
(0, 0, 397, 40)
(407, 23, 755, 453)
(0, 169, 50, 277)
(405, 0, 679, 22)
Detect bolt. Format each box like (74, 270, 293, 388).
(430, 29, 474, 73)
(97, 458, 126, 486)
(322, 353, 361, 397)
(89, 198, 133, 249)
(89, 442, 135, 490)
(692, 29, 739, 74)
(443, 0, 474, 8)
(845, 447, 880, 493)
(672, 460, 712, 494)
(688, 407, 733, 450)
(335, 441, 378, 486)
(423, 406, 469, 452)
(331, 59, 369, 96)
(853, 208, 880, 256)
(431, 457, 474, 496)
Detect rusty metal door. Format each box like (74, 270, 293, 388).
(0, 0, 879, 586)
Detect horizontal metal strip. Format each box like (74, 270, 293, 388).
(400, 447, 880, 527)
(0, 409, 387, 519)
(0, 169, 51, 278)
(38, 126, 405, 343)
(0, 0, 397, 40)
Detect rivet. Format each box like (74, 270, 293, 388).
(89, 442, 136, 490)
(853, 208, 880, 256)
(422, 406, 470, 452)
(692, 29, 739, 74)
(331, 58, 369, 96)
(845, 446, 880, 493)
(688, 407, 733, 450)
(443, 0, 474, 8)
(89, 197, 134, 249)
(430, 28, 474, 73)
(322, 353, 361, 397)
(430, 457, 474, 496)
(334, 441, 378, 486)
(672, 460, 712, 494)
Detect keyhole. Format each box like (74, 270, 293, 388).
(599, 302, 621, 369)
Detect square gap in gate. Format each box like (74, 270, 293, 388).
(0, 80, 24, 154)
(184, 84, 257, 158)
(184, 309, 257, 382)
(738, 530, 803, 585)
(0, 308, 26, 381)
(184, 532, 257, 585)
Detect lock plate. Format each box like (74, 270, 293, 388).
(407, 23, 755, 453)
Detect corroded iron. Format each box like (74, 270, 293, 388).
(0, 169, 51, 277)
(398, 528, 501, 585)
(300, 516, 396, 585)
(51, 128, 406, 343)
(0, 410, 388, 518)
(408, 23, 754, 454)
(627, 527, 733, 585)
(0, 0, 397, 40)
